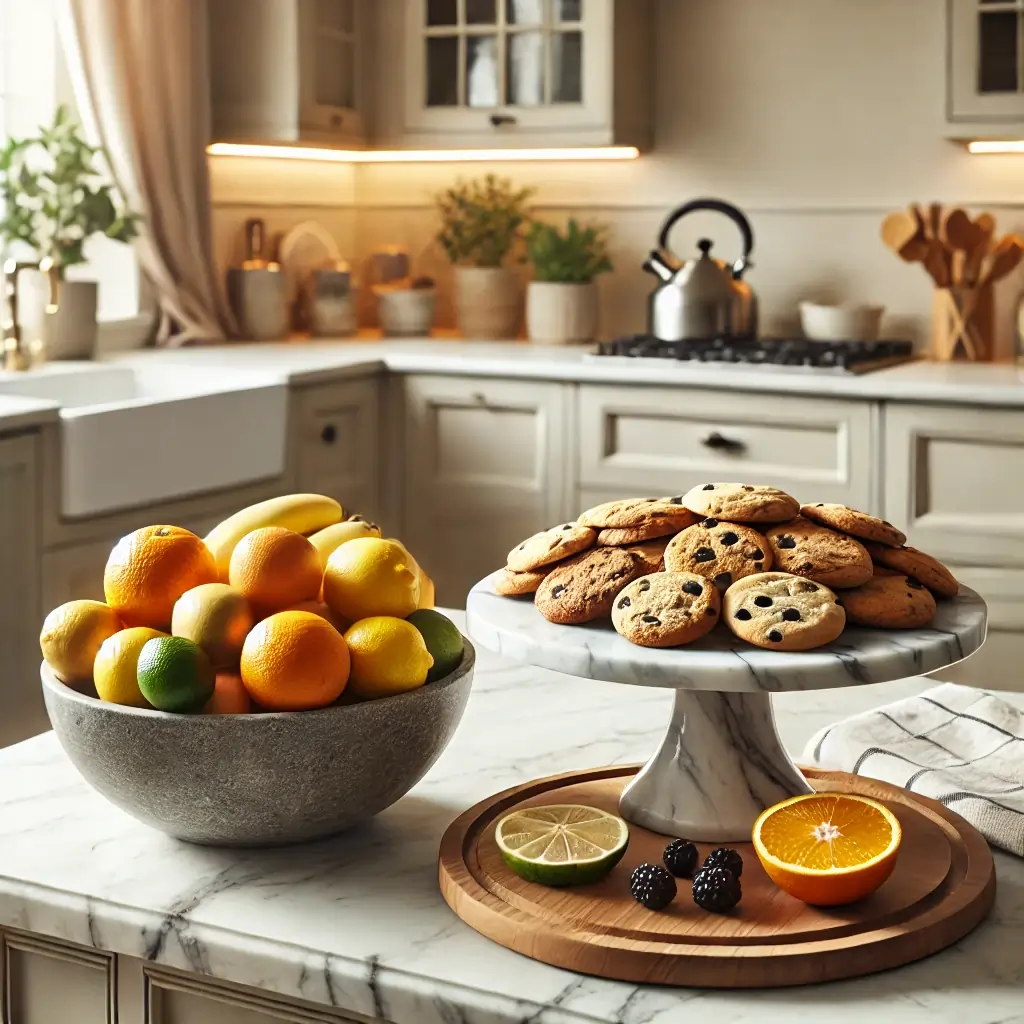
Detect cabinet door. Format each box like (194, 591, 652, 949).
(578, 385, 878, 511)
(883, 403, 1024, 566)
(0, 435, 47, 746)
(948, 0, 1024, 123)
(298, 0, 365, 142)
(401, 375, 570, 607)
(403, 0, 608, 138)
(294, 379, 381, 523)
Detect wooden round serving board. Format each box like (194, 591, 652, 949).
(438, 766, 996, 988)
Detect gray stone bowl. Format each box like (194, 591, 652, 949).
(41, 640, 475, 847)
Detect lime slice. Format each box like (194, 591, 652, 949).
(495, 804, 629, 887)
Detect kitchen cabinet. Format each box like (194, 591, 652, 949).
(577, 385, 878, 512)
(947, 0, 1024, 132)
(208, 0, 366, 146)
(0, 434, 45, 746)
(399, 374, 572, 605)
(292, 378, 381, 523)
(369, 0, 653, 149)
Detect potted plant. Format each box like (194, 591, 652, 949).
(525, 218, 612, 344)
(0, 106, 139, 360)
(436, 174, 533, 339)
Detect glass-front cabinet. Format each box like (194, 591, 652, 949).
(398, 0, 653, 148)
(948, 0, 1024, 128)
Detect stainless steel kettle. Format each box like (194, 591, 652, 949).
(644, 199, 757, 341)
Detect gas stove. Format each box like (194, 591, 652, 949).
(588, 336, 916, 374)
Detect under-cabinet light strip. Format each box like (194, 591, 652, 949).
(966, 140, 1024, 154)
(206, 143, 640, 163)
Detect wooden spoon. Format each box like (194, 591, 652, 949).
(965, 213, 997, 286)
(979, 235, 1024, 288)
(942, 209, 984, 286)
(881, 211, 928, 262)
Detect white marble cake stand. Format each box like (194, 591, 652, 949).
(466, 573, 988, 842)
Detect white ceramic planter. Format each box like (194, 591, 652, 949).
(526, 280, 599, 345)
(378, 288, 437, 337)
(19, 277, 99, 360)
(454, 266, 520, 340)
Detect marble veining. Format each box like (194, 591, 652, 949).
(0, 612, 1020, 1024)
(467, 575, 987, 693)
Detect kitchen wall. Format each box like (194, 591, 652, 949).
(212, 0, 1024, 353)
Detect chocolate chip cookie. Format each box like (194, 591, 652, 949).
(534, 547, 644, 625)
(680, 483, 800, 524)
(838, 575, 937, 629)
(764, 517, 873, 589)
(664, 518, 772, 590)
(494, 567, 550, 596)
(612, 572, 721, 647)
(800, 503, 906, 547)
(578, 497, 696, 529)
(863, 543, 959, 599)
(723, 572, 846, 651)
(597, 517, 694, 545)
(507, 523, 596, 572)
(623, 538, 671, 572)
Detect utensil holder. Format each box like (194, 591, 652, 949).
(931, 286, 994, 362)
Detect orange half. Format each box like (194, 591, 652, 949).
(752, 793, 902, 906)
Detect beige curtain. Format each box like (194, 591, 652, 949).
(58, 0, 235, 345)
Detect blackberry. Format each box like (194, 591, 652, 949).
(692, 866, 741, 913)
(702, 846, 744, 879)
(662, 839, 698, 878)
(629, 863, 677, 910)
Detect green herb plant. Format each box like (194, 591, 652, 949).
(436, 174, 534, 268)
(526, 218, 612, 284)
(0, 105, 140, 273)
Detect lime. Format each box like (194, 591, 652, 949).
(495, 805, 629, 887)
(343, 616, 433, 700)
(406, 609, 464, 681)
(137, 636, 215, 713)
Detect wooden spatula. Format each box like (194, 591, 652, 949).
(979, 235, 1024, 288)
(965, 213, 997, 286)
(881, 211, 928, 262)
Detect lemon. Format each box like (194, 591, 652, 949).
(40, 600, 123, 683)
(343, 616, 433, 700)
(495, 805, 630, 887)
(323, 538, 420, 621)
(171, 583, 255, 668)
(137, 636, 215, 713)
(93, 627, 166, 707)
(308, 517, 382, 568)
(406, 609, 464, 681)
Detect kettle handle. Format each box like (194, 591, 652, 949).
(657, 199, 755, 279)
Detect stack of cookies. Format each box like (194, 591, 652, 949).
(494, 483, 959, 653)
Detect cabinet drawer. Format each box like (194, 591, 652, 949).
(883, 403, 1024, 566)
(578, 385, 876, 509)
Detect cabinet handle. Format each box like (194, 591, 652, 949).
(321, 424, 337, 445)
(472, 392, 487, 404)
(701, 430, 746, 454)
(489, 113, 517, 127)
(330, 114, 343, 129)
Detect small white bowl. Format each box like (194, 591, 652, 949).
(799, 302, 885, 342)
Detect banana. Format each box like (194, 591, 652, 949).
(204, 494, 343, 579)
(308, 517, 382, 569)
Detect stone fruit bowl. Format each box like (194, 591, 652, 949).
(41, 640, 475, 847)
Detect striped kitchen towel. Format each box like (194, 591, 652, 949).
(804, 682, 1024, 857)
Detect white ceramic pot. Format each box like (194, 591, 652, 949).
(454, 266, 520, 340)
(19, 276, 99, 360)
(799, 301, 885, 342)
(378, 288, 437, 337)
(526, 281, 599, 345)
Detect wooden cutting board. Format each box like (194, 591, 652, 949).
(439, 766, 995, 988)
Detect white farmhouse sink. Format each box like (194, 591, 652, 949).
(0, 364, 287, 517)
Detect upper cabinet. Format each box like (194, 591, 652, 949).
(947, 0, 1024, 131)
(209, 0, 366, 146)
(368, 0, 653, 149)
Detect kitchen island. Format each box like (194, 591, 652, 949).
(0, 611, 1020, 1024)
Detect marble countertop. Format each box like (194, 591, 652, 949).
(0, 393, 60, 432)
(1, 611, 1022, 1024)
(103, 337, 1024, 407)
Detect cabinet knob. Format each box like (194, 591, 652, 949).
(472, 392, 487, 404)
(489, 113, 517, 127)
(321, 424, 337, 445)
(701, 430, 746, 454)
(330, 113, 343, 129)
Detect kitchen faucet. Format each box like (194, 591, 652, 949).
(3, 257, 59, 371)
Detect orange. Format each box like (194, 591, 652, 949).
(104, 526, 217, 630)
(280, 599, 350, 634)
(240, 610, 350, 711)
(40, 600, 123, 683)
(204, 671, 252, 715)
(752, 793, 902, 906)
(228, 527, 322, 616)
(171, 583, 255, 668)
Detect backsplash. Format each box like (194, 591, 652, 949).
(209, 0, 1024, 353)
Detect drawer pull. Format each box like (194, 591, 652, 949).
(490, 113, 517, 127)
(702, 430, 746, 454)
(321, 424, 337, 445)
(472, 392, 487, 404)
